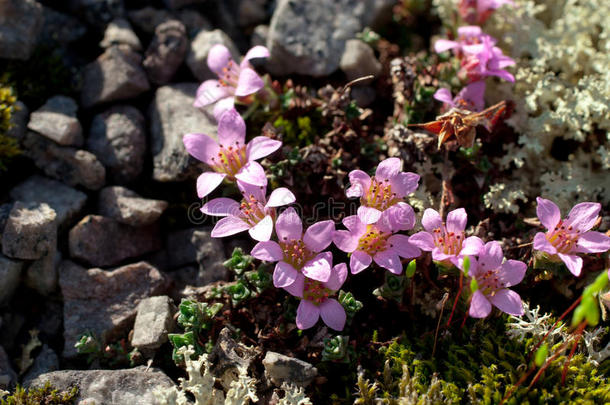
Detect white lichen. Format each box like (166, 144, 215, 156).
(278, 383, 313, 405)
(506, 302, 567, 344)
(582, 327, 610, 366)
(483, 182, 528, 214)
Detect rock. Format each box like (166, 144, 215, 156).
(251, 24, 269, 48)
(162, 0, 206, 10)
(0, 203, 11, 234)
(0, 313, 24, 351)
(22, 345, 59, 386)
(68, 0, 125, 29)
(131, 296, 176, 352)
(37, 300, 63, 339)
(6, 101, 28, 141)
(150, 83, 216, 182)
(98, 186, 168, 227)
(28, 366, 175, 404)
(262, 351, 318, 387)
(186, 29, 240, 82)
(2, 202, 56, 260)
(340, 39, 382, 81)
(128, 7, 172, 34)
(209, 327, 261, 389)
(25, 248, 59, 296)
(59, 260, 167, 357)
(23, 132, 106, 190)
(176, 9, 212, 37)
(0, 0, 43, 60)
(10, 175, 87, 229)
(362, 0, 395, 29)
(80, 46, 150, 109)
(40, 6, 87, 46)
(100, 18, 142, 51)
(143, 20, 188, 85)
(69, 215, 161, 267)
(0, 345, 16, 389)
(27, 95, 83, 146)
(0, 254, 23, 306)
(238, 0, 268, 27)
(87, 106, 146, 184)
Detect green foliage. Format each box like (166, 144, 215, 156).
(373, 273, 407, 303)
(0, 382, 78, 405)
(273, 115, 317, 148)
(321, 335, 353, 363)
(338, 290, 363, 323)
(572, 271, 608, 327)
(74, 331, 141, 368)
(223, 247, 254, 276)
(0, 81, 21, 171)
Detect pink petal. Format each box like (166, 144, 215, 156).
(421, 208, 442, 231)
(490, 289, 523, 316)
(457, 25, 483, 38)
(432, 248, 453, 262)
(194, 80, 231, 108)
(446, 208, 467, 233)
(212, 97, 235, 121)
(478, 241, 504, 270)
(304, 220, 335, 252)
(211, 216, 250, 237)
(565, 202, 601, 232)
(251, 241, 283, 262)
(235, 161, 267, 186)
(378, 202, 415, 231)
(408, 232, 435, 251)
(246, 136, 282, 161)
(217, 108, 246, 147)
(302, 251, 332, 282)
(248, 215, 273, 241)
(456, 81, 486, 111)
(242, 45, 270, 63)
(319, 298, 346, 331)
(576, 231, 610, 253)
(196, 171, 226, 198)
(458, 255, 478, 275)
(201, 197, 240, 217)
(388, 234, 420, 259)
(346, 170, 371, 198)
(460, 236, 484, 256)
(498, 260, 527, 287)
(350, 250, 372, 274)
(433, 88, 455, 105)
(237, 180, 266, 202)
(375, 157, 402, 181)
(324, 263, 348, 291)
(558, 253, 583, 276)
(469, 290, 492, 318)
(207, 44, 232, 75)
(536, 197, 561, 230)
(334, 230, 359, 253)
(357, 205, 382, 225)
(342, 215, 366, 234)
(390, 172, 420, 197)
(235, 67, 264, 97)
(284, 273, 304, 297)
(434, 39, 459, 53)
(183, 133, 218, 166)
(373, 249, 403, 274)
(276, 207, 302, 241)
(485, 69, 514, 83)
(533, 232, 557, 255)
(296, 300, 320, 330)
(266, 187, 295, 208)
(273, 261, 298, 288)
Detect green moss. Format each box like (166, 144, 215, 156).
(0, 81, 21, 170)
(273, 115, 318, 148)
(1, 382, 78, 405)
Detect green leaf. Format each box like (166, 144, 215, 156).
(406, 259, 417, 278)
(535, 344, 548, 367)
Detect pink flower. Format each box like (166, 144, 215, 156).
(250, 207, 335, 286)
(202, 181, 295, 242)
(334, 214, 420, 275)
(434, 26, 486, 54)
(461, 35, 515, 83)
(433, 81, 486, 112)
(459, 0, 515, 25)
(288, 263, 348, 331)
(183, 108, 281, 198)
(346, 158, 420, 225)
(533, 197, 610, 276)
(468, 241, 526, 318)
(194, 44, 270, 120)
(408, 208, 484, 268)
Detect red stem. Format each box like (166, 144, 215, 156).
(561, 321, 587, 385)
(446, 272, 464, 327)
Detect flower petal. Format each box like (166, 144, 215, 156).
(456, 81, 486, 111)
(434, 39, 459, 53)
(248, 215, 273, 241)
(242, 45, 270, 63)
(217, 108, 246, 147)
(498, 260, 527, 287)
(388, 234, 420, 259)
(557, 253, 583, 276)
(390, 172, 420, 198)
(342, 215, 366, 234)
(302, 251, 332, 282)
(469, 290, 492, 318)
(490, 289, 523, 316)
(201, 197, 240, 217)
(284, 273, 304, 297)
(235, 67, 264, 97)
(357, 205, 382, 224)
(320, 298, 346, 331)
(408, 231, 435, 251)
(460, 236, 484, 256)
(273, 261, 298, 288)
(565, 202, 601, 232)
(212, 97, 235, 122)
(378, 202, 415, 231)
(576, 231, 610, 253)
(350, 250, 372, 274)
(446, 208, 467, 233)
(421, 208, 442, 231)
(324, 263, 348, 291)
(251, 241, 283, 262)
(296, 300, 320, 330)
(346, 170, 371, 198)
(478, 241, 504, 270)
(533, 232, 557, 255)
(183, 133, 218, 166)
(536, 197, 561, 230)
(433, 88, 455, 105)
(196, 171, 226, 198)
(194, 80, 231, 108)
(211, 216, 249, 237)
(246, 136, 282, 161)
(235, 161, 267, 186)
(375, 158, 402, 181)
(275, 207, 302, 241)
(237, 180, 266, 202)
(207, 44, 232, 75)
(334, 230, 359, 253)
(373, 250, 402, 274)
(266, 187, 295, 208)
(304, 220, 335, 252)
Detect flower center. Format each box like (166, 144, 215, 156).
(279, 238, 314, 270)
(210, 142, 248, 179)
(218, 59, 241, 89)
(477, 268, 504, 295)
(432, 225, 464, 256)
(303, 278, 332, 306)
(361, 177, 400, 212)
(357, 225, 391, 256)
(546, 220, 579, 254)
(239, 192, 267, 226)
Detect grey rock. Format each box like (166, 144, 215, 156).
(0, 203, 12, 234)
(131, 296, 176, 352)
(186, 29, 240, 82)
(0, 0, 43, 60)
(150, 83, 216, 182)
(10, 175, 87, 229)
(40, 6, 87, 46)
(98, 186, 168, 227)
(81, 46, 150, 109)
(0, 254, 23, 306)
(162, 0, 206, 10)
(210, 327, 261, 389)
(37, 300, 63, 339)
(28, 366, 175, 404)
(238, 0, 268, 27)
(27, 95, 83, 146)
(23, 132, 106, 190)
(176, 9, 212, 38)
(361, 0, 395, 29)
(128, 7, 172, 34)
(100, 18, 142, 51)
(0, 345, 16, 389)
(68, 0, 125, 29)
(69, 215, 162, 267)
(262, 351, 318, 387)
(59, 260, 167, 357)
(25, 248, 59, 296)
(143, 20, 188, 85)
(340, 39, 382, 81)
(87, 106, 146, 184)
(0, 313, 24, 351)
(22, 345, 59, 386)
(6, 101, 28, 141)
(251, 24, 269, 48)
(2, 202, 56, 260)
